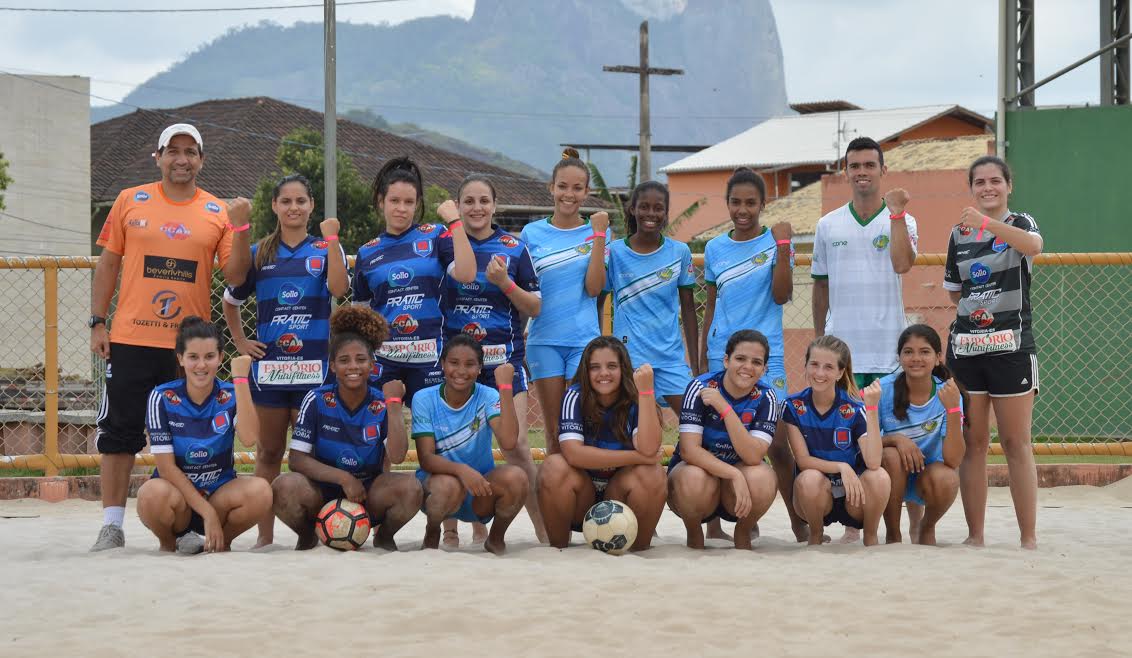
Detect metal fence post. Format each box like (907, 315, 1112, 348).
(43, 260, 60, 476)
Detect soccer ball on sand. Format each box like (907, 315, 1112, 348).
(582, 500, 638, 555)
(315, 498, 372, 551)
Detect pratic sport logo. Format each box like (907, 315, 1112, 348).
(991, 237, 1009, 253)
(277, 283, 303, 306)
(185, 444, 212, 465)
(151, 290, 181, 320)
(205, 202, 221, 214)
(134, 190, 150, 202)
(387, 265, 414, 288)
(969, 262, 991, 285)
(462, 322, 487, 342)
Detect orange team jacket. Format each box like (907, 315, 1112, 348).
(96, 182, 234, 349)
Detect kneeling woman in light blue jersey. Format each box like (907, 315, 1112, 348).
(879, 325, 965, 546)
(414, 334, 529, 555)
(272, 306, 422, 551)
(137, 317, 272, 553)
(785, 335, 890, 546)
(537, 336, 666, 551)
(667, 330, 780, 550)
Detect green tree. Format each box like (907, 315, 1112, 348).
(0, 150, 11, 211)
(250, 127, 379, 254)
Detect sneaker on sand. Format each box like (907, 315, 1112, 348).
(176, 532, 205, 555)
(90, 524, 125, 552)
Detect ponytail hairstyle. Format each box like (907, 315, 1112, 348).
(805, 334, 858, 400)
(624, 180, 668, 236)
(571, 336, 649, 446)
(967, 155, 1013, 186)
(457, 173, 497, 201)
(552, 147, 590, 187)
(725, 167, 767, 205)
(371, 156, 424, 223)
(175, 316, 225, 356)
(256, 174, 314, 271)
(893, 324, 970, 426)
(328, 306, 389, 361)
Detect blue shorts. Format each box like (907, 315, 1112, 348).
(478, 359, 529, 394)
(824, 496, 863, 529)
(527, 344, 586, 382)
(250, 385, 312, 410)
(317, 477, 380, 523)
(902, 457, 944, 506)
(651, 363, 693, 403)
(372, 358, 443, 407)
(416, 470, 494, 524)
(707, 354, 788, 401)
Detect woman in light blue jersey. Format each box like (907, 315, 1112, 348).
(520, 148, 610, 454)
(879, 324, 965, 546)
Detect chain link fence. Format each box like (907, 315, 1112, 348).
(1, 253, 1129, 474)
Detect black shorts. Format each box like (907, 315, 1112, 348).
(948, 351, 1039, 398)
(824, 497, 863, 530)
(96, 343, 179, 454)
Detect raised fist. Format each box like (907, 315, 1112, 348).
(319, 217, 340, 238)
(437, 200, 460, 224)
(633, 364, 654, 393)
(770, 221, 793, 243)
(486, 255, 509, 288)
(937, 379, 961, 409)
(884, 188, 911, 215)
(959, 207, 987, 231)
(227, 197, 251, 228)
(861, 381, 882, 407)
(589, 211, 610, 235)
(699, 387, 727, 413)
(494, 363, 515, 390)
(230, 354, 252, 378)
(382, 379, 406, 402)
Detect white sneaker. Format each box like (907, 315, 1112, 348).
(90, 524, 125, 552)
(176, 532, 205, 555)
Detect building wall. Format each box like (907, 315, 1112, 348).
(0, 75, 91, 377)
(893, 115, 987, 143)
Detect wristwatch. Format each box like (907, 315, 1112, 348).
(88, 315, 106, 328)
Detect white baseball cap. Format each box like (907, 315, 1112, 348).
(157, 123, 203, 151)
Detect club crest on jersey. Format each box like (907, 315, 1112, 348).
(369, 399, 385, 415)
(839, 403, 855, 419)
(741, 411, 754, 424)
(791, 399, 806, 415)
(991, 237, 1008, 253)
(872, 234, 890, 250)
(413, 239, 433, 257)
(313, 240, 329, 250)
(498, 234, 518, 248)
(834, 428, 851, 449)
(277, 333, 303, 354)
(418, 223, 437, 234)
(922, 420, 940, 432)
(205, 202, 221, 214)
(363, 424, 380, 443)
(970, 308, 994, 328)
(753, 252, 769, 266)
(658, 267, 675, 281)
(134, 191, 150, 202)
(305, 255, 325, 276)
(707, 379, 720, 389)
(161, 222, 191, 240)
(216, 389, 231, 405)
(958, 225, 973, 236)
(463, 322, 487, 342)
(392, 313, 419, 335)
(211, 412, 230, 433)
(492, 253, 510, 268)
(773, 377, 786, 391)
(163, 389, 182, 405)
(322, 391, 337, 408)
(575, 243, 593, 255)
(364, 237, 381, 248)
(749, 388, 762, 400)
(470, 417, 482, 433)
(371, 362, 383, 378)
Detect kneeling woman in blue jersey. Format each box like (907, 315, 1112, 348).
(137, 317, 272, 553)
(413, 334, 528, 555)
(784, 335, 890, 546)
(879, 325, 965, 546)
(272, 306, 422, 550)
(668, 330, 780, 549)
(537, 336, 666, 551)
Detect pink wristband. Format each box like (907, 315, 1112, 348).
(448, 220, 463, 231)
(719, 405, 733, 419)
(946, 406, 962, 415)
(324, 234, 339, 241)
(977, 215, 989, 240)
(890, 211, 906, 221)
(498, 384, 513, 391)
(229, 223, 250, 233)
(638, 389, 654, 397)
(865, 405, 879, 412)
(385, 397, 402, 405)
(232, 377, 248, 385)
(502, 280, 518, 295)
(776, 239, 791, 246)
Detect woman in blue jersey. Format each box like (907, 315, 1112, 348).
(784, 335, 890, 546)
(271, 306, 422, 551)
(699, 168, 807, 541)
(520, 148, 611, 454)
(878, 325, 965, 546)
(537, 336, 666, 551)
(222, 174, 349, 547)
(439, 174, 546, 547)
(606, 180, 698, 409)
(352, 156, 476, 407)
(668, 329, 780, 549)
(414, 334, 529, 555)
(136, 317, 272, 553)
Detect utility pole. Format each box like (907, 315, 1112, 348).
(324, 0, 337, 219)
(603, 21, 683, 182)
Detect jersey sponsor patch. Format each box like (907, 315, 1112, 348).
(211, 411, 231, 433)
(163, 389, 182, 405)
(377, 338, 438, 364)
(462, 322, 487, 341)
(838, 403, 855, 419)
(216, 389, 231, 405)
(160, 222, 191, 240)
(791, 399, 807, 415)
(387, 265, 414, 288)
(969, 262, 991, 285)
(277, 283, 304, 306)
(150, 290, 181, 320)
(305, 255, 324, 276)
(134, 191, 150, 202)
(205, 202, 221, 214)
(482, 344, 508, 366)
(257, 359, 324, 386)
(498, 234, 518, 248)
(277, 333, 303, 354)
(953, 328, 1019, 356)
(991, 237, 1008, 253)
(185, 444, 212, 465)
(413, 239, 433, 257)
(143, 256, 197, 283)
(322, 391, 337, 408)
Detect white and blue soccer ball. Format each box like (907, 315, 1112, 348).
(582, 500, 638, 555)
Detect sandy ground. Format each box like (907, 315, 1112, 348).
(2, 482, 1131, 657)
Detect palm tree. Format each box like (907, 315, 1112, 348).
(586, 155, 706, 240)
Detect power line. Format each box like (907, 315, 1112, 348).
(0, 0, 410, 14)
(1, 211, 90, 235)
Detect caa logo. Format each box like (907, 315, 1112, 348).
(992, 237, 1009, 253)
(163, 389, 182, 405)
(749, 388, 762, 400)
(872, 234, 890, 250)
(833, 428, 851, 450)
(463, 322, 487, 342)
(337, 451, 361, 469)
(185, 444, 212, 465)
(969, 262, 991, 285)
(211, 412, 230, 433)
(313, 240, 330, 250)
(839, 403, 855, 419)
(277, 283, 304, 306)
(706, 379, 720, 389)
(970, 308, 994, 328)
(364, 238, 381, 248)
(363, 424, 380, 443)
(958, 225, 973, 236)
(392, 313, 419, 335)
(388, 266, 414, 288)
(205, 202, 221, 214)
(216, 389, 231, 405)
(277, 333, 303, 354)
(368, 399, 386, 415)
(322, 391, 337, 408)
(305, 256, 324, 277)
(160, 222, 191, 240)
(418, 223, 437, 234)
(498, 234, 518, 248)
(412, 240, 433, 257)
(791, 399, 807, 416)
(134, 191, 150, 202)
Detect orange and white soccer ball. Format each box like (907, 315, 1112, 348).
(315, 498, 371, 551)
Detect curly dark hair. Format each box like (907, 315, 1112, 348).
(328, 306, 389, 358)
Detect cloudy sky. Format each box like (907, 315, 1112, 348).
(0, 0, 1105, 118)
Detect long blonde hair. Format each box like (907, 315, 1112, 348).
(806, 335, 859, 400)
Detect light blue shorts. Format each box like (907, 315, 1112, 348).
(707, 354, 788, 401)
(527, 344, 586, 382)
(650, 363, 693, 404)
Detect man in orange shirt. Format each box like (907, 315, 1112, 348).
(90, 123, 252, 551)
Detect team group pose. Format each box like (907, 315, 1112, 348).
(89, 124, 1042, 554)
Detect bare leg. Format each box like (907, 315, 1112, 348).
(502, 392, 546, 542)
(210, 476, 274, 550)
(767, 424, 810, 542)
(440, 519, 461, 548)
(881, 445, 909, 543)
(605, 464, 667, 552)
(536, 454, 596, 549)
(101, 452, 136, 509)
(959, 393, 992, 547)
(480, 465, 529, 555)
(421, 474, 464, 549)
(271, 472, 324, 550)
(907, 502, 924, 543)
(915, 463, 959, 546)
(992, 392, 1038, 549)
(727, 464, 777, 550)
(853, 469, 892, 547)
(705, 517, 732, 541)
(792, 469, 833, 546)
(367, 472, 423, 550)
(252, 405, 293, 547)
(533, 376, 566, 455)
(136, 479, 191, 552)
(667, 462, 720, 549)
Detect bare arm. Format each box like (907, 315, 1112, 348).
(812, 278, 829, 337)
(698, 285, 716, 373)
(230, 356, 258, 448)
(939, 380, 966, 469)
(325, 236, 350, 298)
(90, 250, 122, 359)
(678, 433, 742, 480)
(154, 453, 215, 521)
(678, 288, 700, 375)
(948, 290, 962, 305)
(584, 212, 610, 297)
(381, 380, 408, 464)
(769, 222, 794, 304)
(289, 449, 356, 488)
(888, 218, 916, 274)
(560, 439, 654, 470)
(491, 364, 519, 451)
(448, 223, 477, 283)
